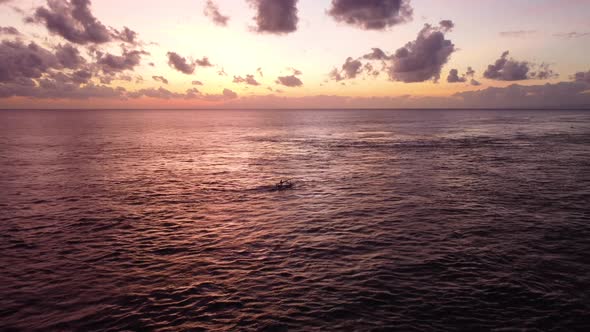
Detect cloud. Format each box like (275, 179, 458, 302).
(572, 70, 590, 84)
(30, 0, 112, 44)
(192, 80, 203, 85)
(439, 20, 454, 32)
(447, 69, 466, 83)
(127, 87, 238, 101)
(330, 57, 362, 81)
(249, 0, 299, 34)
(167, 51, 196, 74)
(97, 49, 147, 74)
(388, 22, 455, 83)
(0, 26, 20, 35)
(128, 87, 182, 99)
(113, 27, 139, 44)
(532, 63, 558, 80)
(152, 75, 168, 84)
(554, 32, 590, 39)
(204, 0, 229, 26)
(0, 51, 126, 100)
(483, 51, 557, 81)
(363, 48, 390, 60)
(499, 30, 537, 38)
(55, 44, 86, 69)
(222, 88, 238, 99)
(167, 52, 211, 74)
(233, 74, 260, 86)
(0, 40, 59, 82)
(195, 57, 213, 67)
(276, 75, 303, 87)
(455, 82, 590, 108)
(328, 0, 413, 30)
(447, 66, 477, 84)
(0, 81, 126, 99)
(72, 69, 92, 84)
(228, 81, 590, 109)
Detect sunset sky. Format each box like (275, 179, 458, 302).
(1, 0, 590, 109)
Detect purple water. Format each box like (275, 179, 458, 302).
(1, 109, 589, 331)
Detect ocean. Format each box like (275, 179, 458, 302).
(1, 109, 589, 331)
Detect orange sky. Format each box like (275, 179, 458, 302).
(1, 0, 589, 108)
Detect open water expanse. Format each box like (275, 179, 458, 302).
(1, 109, 589, 331)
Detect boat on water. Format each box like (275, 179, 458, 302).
(275, 179, 294, 191)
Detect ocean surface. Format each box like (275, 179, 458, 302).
(1, 109, 589, 331)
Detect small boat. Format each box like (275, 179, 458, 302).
(275, 179, 294, 191)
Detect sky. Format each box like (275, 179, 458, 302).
(1, 0, 590, 109)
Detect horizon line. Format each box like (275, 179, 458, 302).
(1, 107, 590, 111)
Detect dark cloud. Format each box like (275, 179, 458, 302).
(204, 0, 229, 26)
(447, 69, 466, 83)
(0, 40, 59, 82)
(167, 51, 196, 74)
(332, 25, 455, 84)
(363, 48, 389, 60)
(447, 66, 476, 84)
(470, 79, 481, 86)
(249, 0, 299, 34)
(0, 71, 125, 99)
(363, 62, 380, 77)
(128, 87, 182, 99)
(128, 87, 238, 101)
(439, 20, 454, 32)
(388, 22, 455, 83)
(328, 0, 413, 30)
(28, 0, 140, 45)
(195, 57, 213, 67)
(192, 80, 203, 85)
(554, 32, 590, 39)
(0, 0, 13, 4)
(55, 44, 85, 69)
(455, 82, 590, 108)
(72, 69, 92, 84)
(0, 26, 20, 35)
(483, 51, 557, 81)
(276, 75, 303, 87)
(531, 63, 558, 80)
(167, 52, 211, 74)
(113, 27, 138, 44)
(30, 0, 111, 44)
(329, 68, 344, 81)
(152, 75, 169, 84)
(499, 30, 537, 38)
(330, 57, 362, 81)
(484, 51, 526, 80)
(342, 57, 362, 79)
(257, 67, 263, 77)
(233, 74, 260, 86)
(572, 70, 590, 84)
(97, 49, 146, 74)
